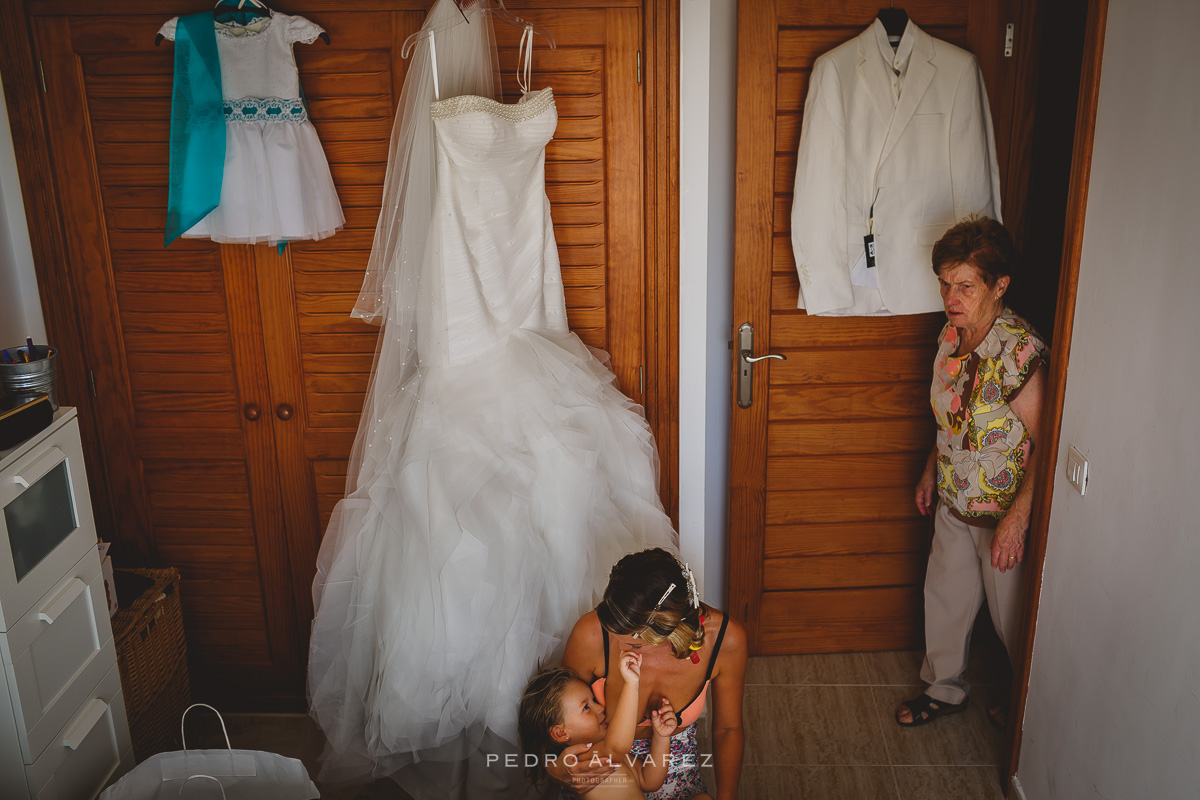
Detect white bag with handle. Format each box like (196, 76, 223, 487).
(99, 704, 319, 799)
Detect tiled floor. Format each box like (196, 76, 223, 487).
(736, 641, 1010, 800)
(189, 641, 1010, 799)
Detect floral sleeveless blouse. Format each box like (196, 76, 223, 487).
(931, 310, 1046, 519)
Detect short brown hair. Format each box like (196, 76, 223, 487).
(931, 216, 1016, 287)
(518, 666, 576, 785)
(596, 548, 706, 660)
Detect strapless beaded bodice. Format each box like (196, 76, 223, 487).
(428, 87, 566, 365)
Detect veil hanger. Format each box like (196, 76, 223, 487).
(488, 0, 556, 48)
(401, 0, 556, 60)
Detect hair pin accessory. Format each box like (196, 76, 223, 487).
(681, 561, 700, 609)
(632, 582, 676, 639)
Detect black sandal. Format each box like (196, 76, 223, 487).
(895, 693, 967, 727)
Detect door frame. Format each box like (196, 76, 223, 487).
(0, 0, 682, 537)
(1004, 0, 1108, 790)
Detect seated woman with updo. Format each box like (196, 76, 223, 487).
(548, 548, 747, 799)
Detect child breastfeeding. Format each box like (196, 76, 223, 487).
(520, 650, 711, 799)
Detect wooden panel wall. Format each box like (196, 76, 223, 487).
(3, 0, 675, 708)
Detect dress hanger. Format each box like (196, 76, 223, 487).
(877, 1, 909, 45)
(156, 0, 330, 46)
(401, 0, 556, 60)
(213, 0, 270, 26)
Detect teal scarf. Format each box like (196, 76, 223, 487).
(165, 13, 225, 246)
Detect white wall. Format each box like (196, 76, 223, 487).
(678, 0, 736, 602)
(1016, 1, 1200, 797)
(0, 76, 45, 350)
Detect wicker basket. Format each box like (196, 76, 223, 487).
(111, 567, 191, 760)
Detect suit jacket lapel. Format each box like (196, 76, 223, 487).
(855, 25, 894, 126)
(879, 24, 936, 165)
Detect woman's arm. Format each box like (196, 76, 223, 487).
(915, 444, 939, 515)
(546, 612, 618, 792)
(992, 363, 1047, 572)
(710, 615, 748, 800)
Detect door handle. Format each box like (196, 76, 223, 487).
(243, 403, 260, 421)
(736, 322, 786, 409)
(740, 350, 785, 364)
(275, 403, 293, 421)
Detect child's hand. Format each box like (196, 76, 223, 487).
(618, 651, 642, 683)
(650, 697, 677, 738)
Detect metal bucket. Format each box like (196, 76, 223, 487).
(0, 346, 58, 411)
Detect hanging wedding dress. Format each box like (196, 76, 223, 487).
(307, 2, 677, 796)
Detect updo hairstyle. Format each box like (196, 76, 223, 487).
(596, 548, 706, 660)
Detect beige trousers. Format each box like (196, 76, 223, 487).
(920, 503, 1024, 705)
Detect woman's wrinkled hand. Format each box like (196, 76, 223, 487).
(915, 470, 937, 516)
(991, 513, 1028, 573)
(546, 742, 618, 794)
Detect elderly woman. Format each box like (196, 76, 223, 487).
(549, 548, 747, 799)
(896, 217, 1047, 728)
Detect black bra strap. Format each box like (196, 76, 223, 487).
(703, 612, 730, 684)
(602, 621, 610, 679)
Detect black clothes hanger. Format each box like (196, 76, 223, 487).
(877, 2, 909, 43)
(156, 1, 331, 46)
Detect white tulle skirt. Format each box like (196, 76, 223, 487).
(183, 119, 344, 245)
(307, 328, 677, 787)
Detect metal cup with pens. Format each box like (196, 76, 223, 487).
(0, 342, 59, 411)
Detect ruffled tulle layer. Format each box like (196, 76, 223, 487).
(307, 328, 676, 787)
(183, 120, 344, 244)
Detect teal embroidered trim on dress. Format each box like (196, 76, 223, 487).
(224, 97, 308, 123)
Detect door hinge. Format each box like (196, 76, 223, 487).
(636, 50, 642, 85)
(638, 364, 645, 395)
(38, 60, 47, 92)
(88, 368, 98, 398)
(1004, 23, 1015, 58)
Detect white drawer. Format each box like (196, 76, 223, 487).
(0, 417, 99, 630)
(25, 662, 131, 800)
(0, 550, 116, 762)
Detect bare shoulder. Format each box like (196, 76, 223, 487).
(562, 610, 605, 679)
(710, 609, 748, 674)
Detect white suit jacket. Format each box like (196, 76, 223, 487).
(790, 20, 1002, 315)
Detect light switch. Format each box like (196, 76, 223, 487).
(1065, 445, 1088, 495)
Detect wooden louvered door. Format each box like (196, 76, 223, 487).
(730, 1, 1023, 654)
(25, 1, 653, 708)
(31, 13, 309, 706)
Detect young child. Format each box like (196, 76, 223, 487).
(520, 651, 693, 798)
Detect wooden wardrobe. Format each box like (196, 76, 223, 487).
(0, 0, 679, 709)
